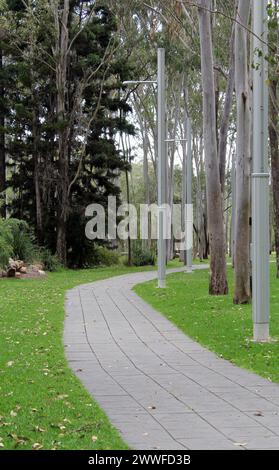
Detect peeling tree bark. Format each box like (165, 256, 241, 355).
(198, 0, 228, 295)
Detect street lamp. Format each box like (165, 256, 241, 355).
(167, 135, 192, 272)
(124, 48, 167, 289)
(252, 0, 270, 342)
(185, 118, 193, 273)
(157, 48, 167, 288)
(179, 119, 193, 272)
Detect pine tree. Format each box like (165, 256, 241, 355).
(3, 1, 135, 266)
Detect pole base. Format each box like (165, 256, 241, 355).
(184, 267, 193, 274)
(157, 279, 166, 289)
(253, 323, 270, 343)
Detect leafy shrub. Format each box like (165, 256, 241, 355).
(89, 245, 119, 267)
(66, 211, 119, 268)
(131, 242, 156, 267)
(36, 247, 61, 272)
(0, 218, 60, 272)
(0, 219, 13, 269)
(5, 218, 36, 262)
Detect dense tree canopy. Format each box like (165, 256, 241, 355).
(0, 0, 278, 301)
(0, 0, 135, 266)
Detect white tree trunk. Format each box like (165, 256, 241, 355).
(234, 0, 251, 304)
(218, 25, 235, 195)
(198, 0, 228, 294)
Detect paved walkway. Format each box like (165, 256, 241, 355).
(64, 267, 279, 450)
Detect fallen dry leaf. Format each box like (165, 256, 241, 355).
(9, 433, 28, 446)
(57, 394, 68, 400)
(34, 426, 46, 433)
(32, 443, 43, 450)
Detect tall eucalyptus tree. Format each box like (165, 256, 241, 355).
(234, 0, 251, 304)
(197, 0, 228, 294)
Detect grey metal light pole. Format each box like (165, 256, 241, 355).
(167, 135, 188, 265)
(185, 118, 193, 273)
(252, 0, 270, 342)
(157, 48, 167, 288)
(181, 122, 187, 267)
(124, 49, 167, 289)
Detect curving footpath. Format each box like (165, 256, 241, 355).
(64, 267, 279, 450)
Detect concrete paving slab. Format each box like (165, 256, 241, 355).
(64, 267, 279, 450)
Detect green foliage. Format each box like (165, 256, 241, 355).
(3, 2, 134, 267)
(131, 241, 156, 267)
(0, 218, 61, 271)
(267, 1, 279, 69)
(0, 236, 12, 269)
(88, 245, 119, 267)
(5, 218, 36, 262)
(36, 247, 61, 272)
(66, 212, 120, 268)
(0, 218, 36, 268)
(0, 218, 13, 268)
(6, 0, 26, 11)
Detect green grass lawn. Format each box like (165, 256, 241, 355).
(167, 258, 210, 269)
(0, 265, 155, 451)
(134, 264, 279, 384)
(1, 259, 277, 450)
